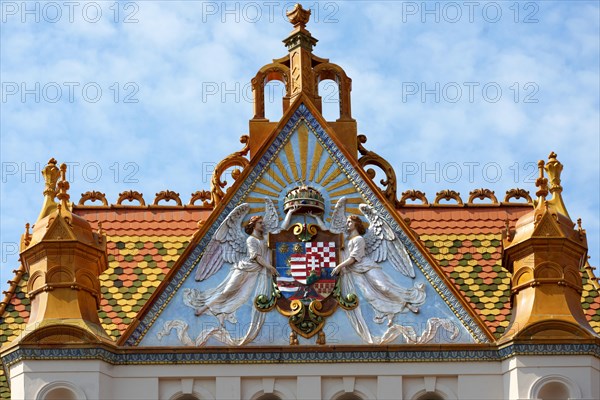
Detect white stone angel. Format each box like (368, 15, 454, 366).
(183, 199, 294, 331)
(313, 200, 426, 338)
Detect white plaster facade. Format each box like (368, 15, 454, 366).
(8, 355, 599, 400)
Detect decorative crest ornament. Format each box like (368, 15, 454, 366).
(284, 184, 325, 214)
(209, 135, 250, 207)
(153, 190, 182, 206)
(78, 191, 108, 206)
(36, 158, 61, 222)
(259, 214, 356, 344)
(357, 135, 399, 205)
(504, 188, 532, 204)
(117, 190, 146, 206)
(399, 189, 429, 206)
(434, 189, 463, 206)
(286, 3, 311, 29)
(544, 151, 570, 218)
(468, 188, 498, 204)
(41, 158, 61, 197)
(534, 160, 548, 201)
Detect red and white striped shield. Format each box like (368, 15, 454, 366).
(289, 242, 336, 285)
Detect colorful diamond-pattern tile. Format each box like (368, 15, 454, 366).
(99, 235, 190, 339)
(581, 273, 600, 333)
(420, 233, 512, 337)
(1, 204, 599, 399)
(403, 206, 600, 338)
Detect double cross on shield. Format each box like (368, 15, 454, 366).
(255, 223, 358, 344)
(278, 241, 337, 300)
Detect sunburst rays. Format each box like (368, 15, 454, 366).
(245, 121, 364, 218)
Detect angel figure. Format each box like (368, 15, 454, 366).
(312, 201, 426, 342)
(182, 199, 294, 345)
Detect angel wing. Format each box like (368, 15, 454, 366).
(359, 203, 415, 278)
(194, 203, 250, 281)
(262, 198, 280, 234)
(329, 197, 347, 234)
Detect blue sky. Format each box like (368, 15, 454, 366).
(1, 1, 599, 284)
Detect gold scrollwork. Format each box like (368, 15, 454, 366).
(399, 190, 429, 206)
(189, 190, 212, 206)
(357, 134, 399, 206)
(78, 191, 108, 206)
(467, 188, 498, 205)
(116, 190, 145, 206)
(209, 135, 250, 207)
(153, 190, 182, 206)
(504, 188, 533, 204)
(292, 222, 318, 241)
(433, 189, 463, 206)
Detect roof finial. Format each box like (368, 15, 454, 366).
(544, 151, 570, 218)
(56, 163, 71, 210)
(535, 159, 548, 202)
(286, 3, 311, 30)
(545, 151, 562, 192)
(23, 223, 31, 247)
(35, 158, 61, 222)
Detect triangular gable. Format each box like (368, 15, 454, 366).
(124, 99, 490, 346)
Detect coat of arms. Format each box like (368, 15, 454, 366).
(255, 185, 358, 344)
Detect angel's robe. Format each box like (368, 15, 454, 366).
(343, 235, 426, 324)
(185, 234, 270, 322)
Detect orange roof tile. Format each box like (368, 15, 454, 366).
(1, 203, 598, 355)
(400, 205, 600, 337)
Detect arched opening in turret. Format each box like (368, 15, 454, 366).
(414, 392, 445, 400)
(172, 394, 200, 400)
(264, 79, 286, 121)
(254, 394, 281, 400)
(530, 375, 581, 400)
(37, 382, 86, 400)
(318, 78, 340, 121)
(536, 381, 570, 400)
(43, 388, 78, 400)
(334, 393, 363, 400)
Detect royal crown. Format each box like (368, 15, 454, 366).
(283, 185, 325, 214)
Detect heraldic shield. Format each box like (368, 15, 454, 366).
(255, 221, 358, 344)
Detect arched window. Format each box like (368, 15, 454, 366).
(318, 79, 340, 121)
(37, 382, 86, 400)
(415, 392, 445, 400)
(530, 375, 581, 400)
(43, 388, 78, 400)
(254, 394, 281, 400)
(335, 394, 363, 400)
(172, 395, 200, 400)
(264, 80, 286, 121)
(536, 381, 570, 400)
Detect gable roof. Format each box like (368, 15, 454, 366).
(119, 97, 498, 345)
(1, 198, 599, 398)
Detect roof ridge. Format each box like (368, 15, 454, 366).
(0, 265, 25, 318)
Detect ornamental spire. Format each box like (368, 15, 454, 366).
(545, 151, 570, 218)
(500, 152, 596, 343)
(249, 3, 357, 158)
(35, 158, 60, 222)
(283, 4, 318, 102)
(56, 162, 71, 214)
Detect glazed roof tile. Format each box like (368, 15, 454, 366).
(402, 206, 600, 337)
(0, 204, 598, 383)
